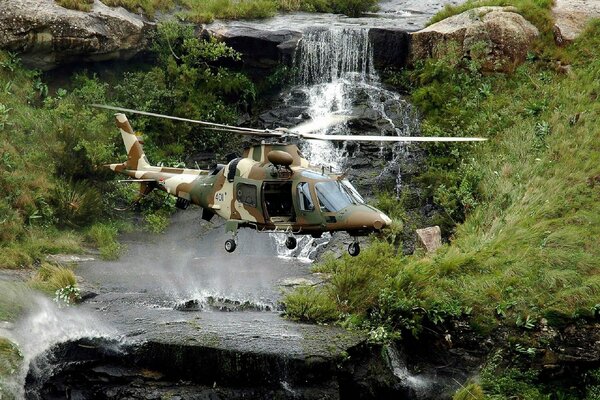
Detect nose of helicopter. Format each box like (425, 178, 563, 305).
(342, 206, 393, 231)
(373, 212, 392, 230)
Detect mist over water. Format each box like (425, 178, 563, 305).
(0, 286, 116, 398)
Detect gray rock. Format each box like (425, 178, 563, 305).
(416, 226, 442, 253)
(553, 0, 600, 45)
(203, 22, 302, 68)
(409, 6, 539, 73)
(0, 0, 153, 70)
(46, 254, 95, 264)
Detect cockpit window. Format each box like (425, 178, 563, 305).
(315, 181, 354, 212)
(297, 182, 315, 211)
(341, 180, 365, 204)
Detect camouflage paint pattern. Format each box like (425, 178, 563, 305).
(108, 114, 392, 236)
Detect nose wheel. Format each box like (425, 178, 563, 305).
(285, 236, 297, 250)
(224, 238, 237, 253)
(348, 241, 360, 257)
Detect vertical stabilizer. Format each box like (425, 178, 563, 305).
(115, 113, 150, 171)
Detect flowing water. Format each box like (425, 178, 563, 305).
(13, 2, 470, 397)
(271, 26, 419, 258)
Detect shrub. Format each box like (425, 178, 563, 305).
(283, 286, 339, 323)
(51, 181, 103, 228)
(86, 223, 121, 260)
(453, 383, 485, 400)
(144, 211, 170, 233)
(29, 263, 77, 294)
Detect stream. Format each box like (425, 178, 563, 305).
(7, 1, 471, 398)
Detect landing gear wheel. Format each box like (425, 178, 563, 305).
(285, 236, 297, 250)
(348, 242, 360, 257)
(224, 239, 237, 253)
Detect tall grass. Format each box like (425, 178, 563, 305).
(284, 20, 600, 336)
(55, 0, 378, 20)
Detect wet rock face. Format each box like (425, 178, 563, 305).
(0, 0, 153, 70)
(203, 23, 302, 68)
(409, 6, 539, 73)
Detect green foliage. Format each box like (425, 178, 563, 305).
(281, 0, 378, 16)
(453, 383, 485, 400)
(55, 0, 94, 11)
(29, 262, 77, 294)
(0, 337, 22, 398)
(286, 19, 600, 344)
(51, 181, 104, 228)
(56, 0, 377, 20)
(283, 285, 339, 323)
(144, 211, 170, 233)
(86, 223, 122, 260)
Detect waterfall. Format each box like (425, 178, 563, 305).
(271, 26, 419, 260)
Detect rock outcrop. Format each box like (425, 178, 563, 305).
(553, 0, 600, 45)
(0, 0, 153, 70)
(409, 6, 539, 73)
(203, 22, 302, 68)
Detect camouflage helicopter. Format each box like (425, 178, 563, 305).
(94, 105, 485, 256)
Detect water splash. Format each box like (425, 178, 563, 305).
(270, 232, 332, 262)
(385, 344, 431, 396)
(0, 291, 117, 399)
(270, 27, 419, 256)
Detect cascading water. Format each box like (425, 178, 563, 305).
(271, 27, 419, 259)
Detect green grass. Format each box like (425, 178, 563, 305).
(284, 19, 600, 336)
(0, 337, 22, 399)
(55, 0, 94, 11)
(86, 222, 122, 260)
(55, 0, 378, 21)
(28, 262, 77, 294)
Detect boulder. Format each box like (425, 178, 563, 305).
(409, 6, 539, 73)
(203, 22, 302, 68)
(416, 226, 442, 253)
(0, 0, 153, 70)
(553, 0, 600, 45)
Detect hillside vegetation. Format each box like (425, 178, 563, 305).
(284, 4, 600, 399)
(55, 0, 378, 20)
(0, 23, 254, 267)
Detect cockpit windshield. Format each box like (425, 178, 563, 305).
(341, 179, 365, 204)
(315, 181, 354, 212)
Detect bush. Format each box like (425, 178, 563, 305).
(144, 211, 170, 233)
(283, 286, 339, 323)
(87, 223, 121, 260)
(453, 383, 485, 400)
(52, 181, 103, 228)
(29, 262, 77, 294)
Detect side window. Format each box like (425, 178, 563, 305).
(297, 182, 314, 211)
(236, 183, 257, 207)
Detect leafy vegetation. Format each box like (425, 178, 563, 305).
(29, 262, 77, 294)
(283, 6, 600, 368)
(0, 22, 254, 269)
(54, 0, 378, 21)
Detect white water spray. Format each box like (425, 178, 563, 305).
(272, 27, 419, 258)
(0, 291, 117, 399)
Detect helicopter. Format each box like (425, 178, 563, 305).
(93, 104, 486, 256)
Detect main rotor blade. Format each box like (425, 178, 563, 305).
(301, 133, 488, 142)
(288, 115, 352, 135)
(90, 104, 282, 137)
